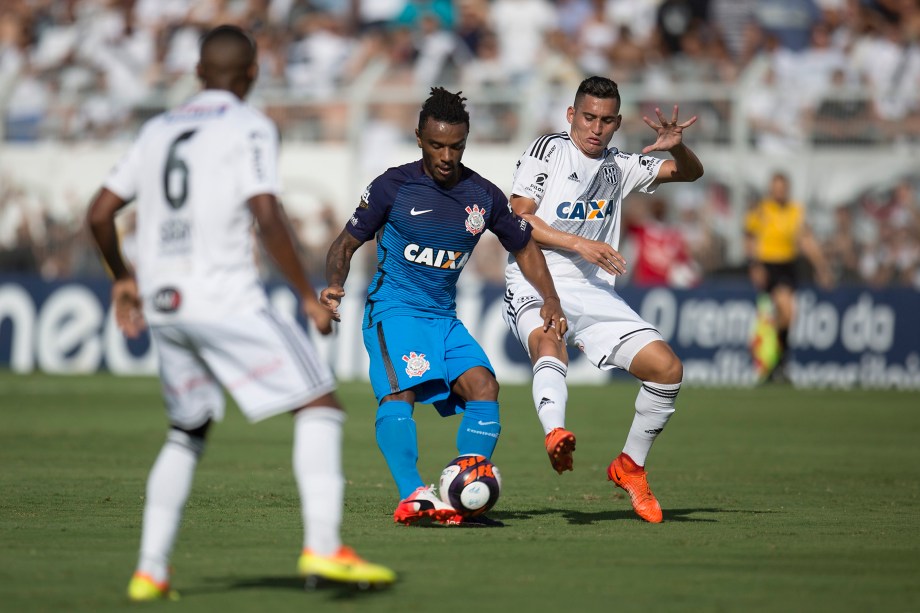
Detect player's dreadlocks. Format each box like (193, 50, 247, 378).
(418, 87, 469, 131)
(574, 75, 621, 108)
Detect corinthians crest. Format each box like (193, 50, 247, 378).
(403, 351, 430, 378)
(464, 204, 485, 235)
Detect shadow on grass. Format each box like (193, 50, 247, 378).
(179, 576, 396, 601)
(491, 507, 771, 525)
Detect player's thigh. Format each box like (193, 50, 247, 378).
(362, 316, 450, 406)
(443, 320, 497, 400)
(193, 310, 336, 422)
(151, 325, 225, 430)
(571, 291, 664, 373)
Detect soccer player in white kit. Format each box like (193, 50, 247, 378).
(503, 76, 704, 523)
(86, 26, 394, 599)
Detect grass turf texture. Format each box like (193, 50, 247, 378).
(1, 372, 918, 613)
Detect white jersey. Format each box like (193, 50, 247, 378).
(505, 132, 664, 285)
(104, 90, 280, 324)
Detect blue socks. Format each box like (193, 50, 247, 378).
(375, 401, 424, 500)
(376, 399, 502, 499)
(457, 400, 501, 458)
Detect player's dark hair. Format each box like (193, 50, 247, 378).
(199, 24, 257, 63)
(574, 76, 621, 109)
(418, 87, 469, 131)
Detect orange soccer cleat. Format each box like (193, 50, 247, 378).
(607, 452, 663, 523)
(393, 485, 457, 525)
(544, 427, 576, 474)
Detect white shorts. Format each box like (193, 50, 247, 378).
(151, 308, 336, 429)
(503, 278, 663, 372)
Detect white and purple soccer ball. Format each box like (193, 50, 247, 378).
(438, 454, 502, 517)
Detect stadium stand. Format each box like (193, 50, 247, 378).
(1, 0, 918, 289)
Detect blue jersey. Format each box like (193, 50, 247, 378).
(347, 160, 532, 328)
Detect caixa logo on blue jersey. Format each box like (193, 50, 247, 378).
(153, 287, 182, 312)
(403, 244, 470, 269)
(556, 199, 611, 220)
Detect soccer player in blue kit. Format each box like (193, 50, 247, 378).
(322, 87, 566, 526)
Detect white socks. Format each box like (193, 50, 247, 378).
(532, 356, 568, 435)
(293, 407, 346, 556)
(137, 429, 204, 584)
(622, 381, 681, 467)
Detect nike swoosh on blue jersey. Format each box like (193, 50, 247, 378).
(477, 420, 499, 426)
(410, 208, 433, 215)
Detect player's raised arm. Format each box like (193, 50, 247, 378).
(321, 228, 365, 321)
(248, 193, 333, 335)
(512, 239, 568, 340)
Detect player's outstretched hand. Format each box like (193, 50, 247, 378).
(319, 285, 345, 322)
(304, 298, 334, 335)
(642, 105, 697, 154)
(540, 297, 568, 341)
(575, 237, 627, 277)
(112, 277, 146, 338)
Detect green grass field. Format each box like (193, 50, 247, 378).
(1, 373, 918, 613)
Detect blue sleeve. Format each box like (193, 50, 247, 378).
(346, 172, 398, 242)
(487, 182, 532, 253)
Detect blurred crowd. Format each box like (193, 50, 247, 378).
(3, 165, 919, 290)
(2, 0, 920, 289)
(1, 0, 919, 143)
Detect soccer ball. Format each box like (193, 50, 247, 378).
(438, 454, 501, 517)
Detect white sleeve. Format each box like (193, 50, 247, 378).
(618, 152, 664, 195)
(103, 137, 144, 201)
(510, 147, 550, 205)
(238, 115, 281, 200)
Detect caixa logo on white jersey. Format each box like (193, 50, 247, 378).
(153, 287, 182, 312)
(403, 244, 470, 269)
(555, 199, 611, 220)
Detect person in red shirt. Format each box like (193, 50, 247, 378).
(626, 195, 701, 287)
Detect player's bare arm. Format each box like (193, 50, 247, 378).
(511, 194, 628, 277)
(512, 239, 568, 340)
(322, 228, 365, 321)
(87, 187, 146, 338)
(642, 105, 704, 184)
(248, 194, 333, 335)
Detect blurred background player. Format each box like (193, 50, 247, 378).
(502, 75, 704, 523)
(85, 25, 394, 600)
(321, 87, 565, 527)
(744, 171, 833, 382)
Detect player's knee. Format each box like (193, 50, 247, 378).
(454, 367, 499, 400)
(659, 355, 683, 385)
(167, 426, 207, 457)
(529, 328, 567, 363)
(468, 375, 499, 400)
(631, 341, 682, 384)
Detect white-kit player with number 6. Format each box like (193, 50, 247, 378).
(86, 25, 394, 600)
(503, 76, 704, 523)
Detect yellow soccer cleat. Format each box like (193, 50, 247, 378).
(544, 427, 576, 474)
(607, 452, 663, 523)
(298, 546, 396, 589)
(127, 572, 180, 602)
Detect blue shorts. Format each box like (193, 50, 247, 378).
(363, 316, 494, 416)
